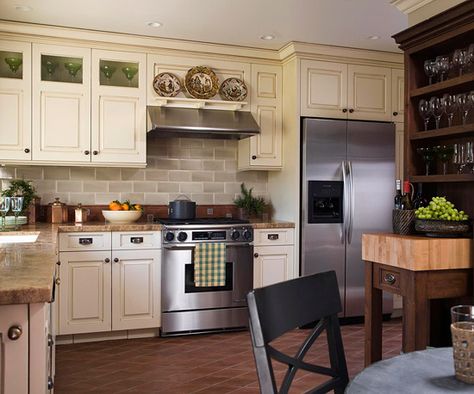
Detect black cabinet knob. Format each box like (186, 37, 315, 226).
(104, 258, 110, 263)
(24, 148, 30, 153)
(84, 150, 90, 155)
(349, 109, 354, 113)
(251, 155, 257, 160)
(254, 253, 259, 258)
(93, 150, 98, 155)
(8, 325, 22, 340)
(342, 108, 348, 113)
(393, 111, 398, 116)
(113, 258, 119, 263)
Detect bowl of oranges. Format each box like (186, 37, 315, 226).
(102, 200, 143, 224)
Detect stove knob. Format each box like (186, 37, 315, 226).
(242, 229, 252, 241)
(177, 232, 188, 242)
(165, 232, 175, 242)
(230, 230, 240, 240)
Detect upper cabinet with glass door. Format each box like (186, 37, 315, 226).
(91, 49, 146, 166)
(32, 44, 91, 163)
(0, 41, 32, 161)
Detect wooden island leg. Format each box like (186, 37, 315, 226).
(364, 261, 382, 366)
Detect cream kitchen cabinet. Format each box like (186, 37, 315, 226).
(396, 122, 404, 181)
(91, 49, 146, 165)
(301, 59, 392, 121)
(57, 231, 161, 336)
(391, 68, 404, 123)
(0, 302, 54, 394)
(0, 40, 32, 161)
(238, 63, 283, 170)
(253, 228, 295, 288)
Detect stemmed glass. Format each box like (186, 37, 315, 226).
(424, 60, 436, 85)
(456, 93, 471, 125)
(466, 142, 474, 174)
(4, 57, 22, 73)
(10, 197, 23, 230)
(121, 66, 138, 86)
(435, 56, 450, 82)
(0, 197, 10, 232)
(442, 93, 457, 127)
(429, 96, 444, 129)
(44, 60, 57, 80)
(418, 99, 432, 131)
(452, 49, 467, 76)
(100, 64, 116, 84)
(436, 145, 455, 175)
(64, 62, 82, 81)
(467, 44, 474, 71)
(453, 143, 466, 174)
(416, 147, 436, 176)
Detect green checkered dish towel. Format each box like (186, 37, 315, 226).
(194, 243, 226, 287)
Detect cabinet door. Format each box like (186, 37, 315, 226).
(58, 251, 111, 335)
(111, 249, 161, 330)
(253, 245, 293, 288)
(391, 68, 404, 122)
(396, 122, 404, 181)
(347, 64, 391, 121)
(0, 41, 32, 161)
(0, 304, 29, 394)
(300, 59, 348, 119)
(32, 44, 91, 162)
(91, 49, 146, 165)
(238, 63, 282, 170)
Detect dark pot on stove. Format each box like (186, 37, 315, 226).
(169, 195, 196, 220)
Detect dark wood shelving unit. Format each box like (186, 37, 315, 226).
(410, 174, 474, 183)
(410, 73, 474, 98)
(410, 124, 474, 140)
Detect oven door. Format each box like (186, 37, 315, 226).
(162, 243, 253, 312)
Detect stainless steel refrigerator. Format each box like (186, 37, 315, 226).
(301, 118, 394, 317)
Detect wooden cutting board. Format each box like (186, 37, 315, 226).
(362, 233, 472, 271)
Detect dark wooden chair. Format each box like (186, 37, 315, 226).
(247, 271, 349, 394)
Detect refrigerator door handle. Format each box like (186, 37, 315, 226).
(347, 160, 355, 244)
(342, 160, 348, 244)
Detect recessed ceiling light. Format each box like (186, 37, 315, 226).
(147, 21, 162, 28)
(15, 5, 32, 11)
(368, 35, 380, 40)
(260, 34, 275, 41)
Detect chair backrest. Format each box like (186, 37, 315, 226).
(247, 271, 349, 394)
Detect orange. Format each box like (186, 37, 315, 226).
(122, 203, 130, 211)
(109, 201, 122, 211)
(134, 204, 142, 211)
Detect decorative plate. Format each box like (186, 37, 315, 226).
(152, 72, 181, 97)
(219, 78, 248, 101)
(184, 66, 219, 99)
(415, 219, 471, 238)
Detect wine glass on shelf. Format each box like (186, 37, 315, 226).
(456, 93, 471, 125)
(44, 60, 57, 80)
(418, 99, 432, 131)
(416, 147, 436, 176)
(10, 197, 23, 230)
(0, 197, 10, 232)
(423, 59, 436, 85)
(452, 49, 467, 76)
(435, 56, 450, 82)
(467, 44, 474, 71)
(436, 145, 455, 175)
(121, 66, 138, 86)
(442, 93, 457, 128)
(466, 142, 474, 174)
(64, 62, 82, 81)
(4, 57, 22, 73)
(429, 96, 444, 129)
(453, 143, 466, 174)
(100, 64, 116, 84)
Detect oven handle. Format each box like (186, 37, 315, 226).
(163, 243, 252, 249)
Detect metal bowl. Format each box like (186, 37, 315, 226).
(414, 219, 470, 237)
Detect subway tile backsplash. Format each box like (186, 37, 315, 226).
(3, 138, 269, 206)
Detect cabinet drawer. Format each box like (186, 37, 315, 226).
(254, 229, 294, 246)
(58, 232, 111, 252)
(375, 266, 401, 294)
(112, 231, 161, 250)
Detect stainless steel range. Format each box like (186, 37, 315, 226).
(159, 218, 254, 336)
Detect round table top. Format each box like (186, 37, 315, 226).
(346, 348, 473, 393)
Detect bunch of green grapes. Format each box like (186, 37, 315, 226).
(415, 196, 469, 221)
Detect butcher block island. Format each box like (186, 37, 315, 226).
(362, 233, 473, 367)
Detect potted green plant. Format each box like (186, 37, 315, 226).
(233, 183, 267, 219)
(2, 179, 39, 219)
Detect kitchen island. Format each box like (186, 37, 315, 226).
(362, 233, 473, 367)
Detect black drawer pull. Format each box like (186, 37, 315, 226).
(130, 237, 144, 244)
(79, 238, 93, 245)
(268, 234, 279, 240)
(383, 273, 396, 285)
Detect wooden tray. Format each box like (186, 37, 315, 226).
(415, 219, 470, 238)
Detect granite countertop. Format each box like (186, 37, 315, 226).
(0, 219, 295, 305)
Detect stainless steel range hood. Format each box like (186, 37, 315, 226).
(147, 106, 260, 140)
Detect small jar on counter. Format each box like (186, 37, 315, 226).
(51, 197, 68, 223)
(74, 203, 89, 223)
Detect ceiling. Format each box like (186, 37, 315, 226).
(0, 0, 408, 53)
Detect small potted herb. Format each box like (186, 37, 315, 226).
(234, 183, 267, 219)
(2, 179, 39, 221)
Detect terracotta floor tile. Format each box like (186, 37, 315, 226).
(55, 318, 402, 393)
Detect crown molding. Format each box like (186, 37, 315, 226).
(390, 0, 435, 14)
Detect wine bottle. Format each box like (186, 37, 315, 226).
(401, 181, 413, 210)
(413, 183, 428, 209)
(394, 179, 403, 209)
